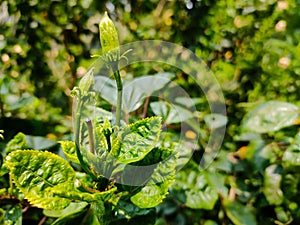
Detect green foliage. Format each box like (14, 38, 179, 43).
(112, 117, 161, 163)
(6, 150, 75, 210)
(241, 101, 299, 133)
(2, 0, 300, 224)
(60, 141, 80, 164)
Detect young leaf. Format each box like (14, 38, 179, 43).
(6, 150, 76, 210)
(130, 148, 177, 208)
(59, 141, 80, 164)
(5, 132, 28, 154)
(111, 117, 162, 164)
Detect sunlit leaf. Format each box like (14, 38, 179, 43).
(5, 132, 28, 154)
(43, 202, 88, 217)
(204, 114, 228, 130)
(262, 165, 283, 205)
(241, 101, 299, 133)
(130, 149, 177, 208)
(111, 117, 161, 164)
(59, 141, 80, 164)
(6, 150, 76, 209)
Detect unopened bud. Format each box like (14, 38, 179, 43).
(99, 12, 120, 61)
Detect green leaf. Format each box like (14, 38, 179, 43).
(44, 203, 99, 225)
(185, 186, 218, 210)
(52, 186, 117, 204)
(241, 101, 299, 133)
(25, 135, 57, 150)
(150, 101, 194, 124)
(282, 132, 300, 169)
(110, 201, 156, 225)
(2, 205, 22, 225)
(43, 202, 88, 217)
(60, 141, 80, 164)
(112, 117, 162, 164)
(5, 132, 28, 154)
(223, 199, 257, 225)
(130, 148, 177, 208)
(204, 114, 228, 130)
(122, 73, 175, 113)
(5, 133, 57, 154)
(172, 165, 219, 210)
(94, 73, 175, 113)
(262, 164, 283, 205)
(6, 150, 76, 210)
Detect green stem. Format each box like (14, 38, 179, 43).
(75, 98, 98, 181)
(114, 69, 122, 127)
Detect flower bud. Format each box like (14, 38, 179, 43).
(99, 12, 120, 61)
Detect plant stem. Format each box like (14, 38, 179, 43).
(85, 119, 95, 154)
(75, 98, 98, 181)
(113, 69, 122, 127)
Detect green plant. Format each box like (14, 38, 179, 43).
(1, 12, 177, 225)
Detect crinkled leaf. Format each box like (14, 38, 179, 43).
(6, 150, 76, 210)
(224, 199, 257, 225)
(262, 164, 283, 205)
(283, 132, 300, 169)
(121, 147, 174, 186)
(5, 132, 28, 154)
(111, 117, 161, 164)
(241, 101, 299, 133)
(172, 166, 219, 210)
(130, 149, 177, 208)
(185, 186, 218, 210)
(60, 141, 80, 164)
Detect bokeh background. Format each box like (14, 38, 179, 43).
(1, 0, 300, 224)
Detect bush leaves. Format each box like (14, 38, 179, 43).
(6, 150, 76, 210)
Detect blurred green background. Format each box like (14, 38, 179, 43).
(1, 0, 300, 224)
